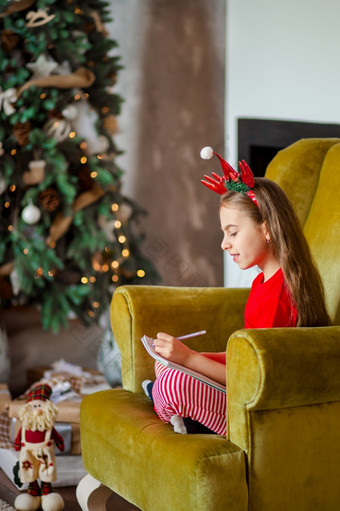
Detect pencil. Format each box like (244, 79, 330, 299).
(152, 330, 206, 346)
(177, 330, 206, 340)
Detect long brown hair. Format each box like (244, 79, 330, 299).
(220, 178, 331, 327)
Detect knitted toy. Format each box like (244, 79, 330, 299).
(13, 384, 65, 511)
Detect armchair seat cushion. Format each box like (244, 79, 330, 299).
(81, 389, 248, 511)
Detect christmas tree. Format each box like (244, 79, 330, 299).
(0, 0, 159, 333)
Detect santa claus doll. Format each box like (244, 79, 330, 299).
(13, 383, 65, 511)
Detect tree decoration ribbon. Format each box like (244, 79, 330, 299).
(46, 185, 105, 245)
(200, 146, 259, 206)
(0, 261, 14, 277)
(17, 67, 96, 97)
(0, 0, 36, 17)
(90, 10, 108, 35)
(0, 87, 17, 115)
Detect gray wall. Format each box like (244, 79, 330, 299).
(108, 0, 226, 286)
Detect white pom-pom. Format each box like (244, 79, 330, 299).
(200, 146, 214, 160)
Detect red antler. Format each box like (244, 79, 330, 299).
(201, 173, 227, 195)
(213, 152, 239, 182)
(238, 160, 255, 188)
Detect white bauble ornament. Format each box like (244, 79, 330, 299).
(22, 202, 41, 224)
(96, 135, 110, 154)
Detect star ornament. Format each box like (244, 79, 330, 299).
(26, 54, 58, 79)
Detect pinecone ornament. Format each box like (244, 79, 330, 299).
(38, 188, 60, 212)
(1, 30, 19, 52)
(13, 122, 31, 146)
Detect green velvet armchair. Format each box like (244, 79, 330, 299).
(77, 139, 340, 511)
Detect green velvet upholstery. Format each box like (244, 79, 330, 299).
(80, 139, 340, 510)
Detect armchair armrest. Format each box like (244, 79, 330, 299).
(111, 285, 249, 392)
(226, 326, 340, 450)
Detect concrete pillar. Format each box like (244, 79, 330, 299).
(108, 0, 225, 286)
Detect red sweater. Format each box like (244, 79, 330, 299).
(203, 269, 297, 366)
(244, 268, 298, 328)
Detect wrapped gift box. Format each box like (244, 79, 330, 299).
(26, 363, 110, 395)
(9, 398, 81, 424)
(0, 383, 11, 413)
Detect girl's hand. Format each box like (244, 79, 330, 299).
(153, 332, 227, 385)
(153, 332, 195, 366)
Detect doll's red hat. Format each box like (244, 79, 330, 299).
(27, 383, 53, 402)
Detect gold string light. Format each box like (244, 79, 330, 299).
(35, 267, 43, 277)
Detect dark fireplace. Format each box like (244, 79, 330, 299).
(238, 118, 340, 177)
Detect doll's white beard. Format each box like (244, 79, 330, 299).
(18, 401, 58, 432)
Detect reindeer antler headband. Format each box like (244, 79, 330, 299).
(200, 146, 258, 207)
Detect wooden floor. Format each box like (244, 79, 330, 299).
(0, 469, 139, 511)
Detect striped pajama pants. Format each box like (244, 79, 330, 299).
(152, 361, 226, 435)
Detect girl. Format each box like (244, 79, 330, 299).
(146, 147, 330, 435)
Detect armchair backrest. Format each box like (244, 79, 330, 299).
(265, 138, 340, 325)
